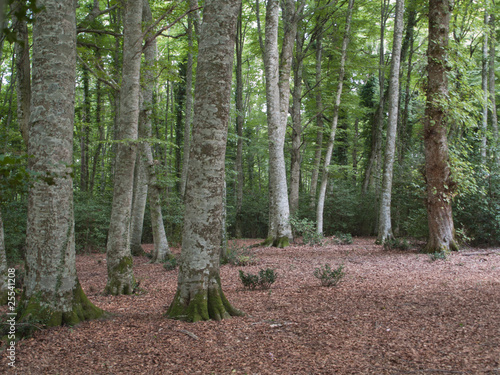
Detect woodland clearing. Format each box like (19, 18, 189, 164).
(1, 237, 499, 374)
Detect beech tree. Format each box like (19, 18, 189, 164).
(423, 0, 458, 253)
(377, 0, 404, 243)
(166, 0, 242, 322)
(19, 0, 103, 325)
(105, 0, 143, 295)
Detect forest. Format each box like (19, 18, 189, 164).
(0, 0, 499, 373)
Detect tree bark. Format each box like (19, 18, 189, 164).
(12, 0, 31, 149)
(481, 9, 489, 161)
(423, 0, 458, 253)
(21, 0, 103, 326)
(377, 0, 404, 244)
(166, 0, 242, 322)
(105, 0, 143, 295)
(316, 0, 354, 236)
(488, 12, 498, 154)
(235, 4, 244, 238)
(142, 0, 172, 263)
(0, 209, 7, 305)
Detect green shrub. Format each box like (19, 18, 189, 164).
(239, 268, 277, 290)
(313, 264, 345, 287)
(289, 216, 323, 246)
(221, 242, 257, 266)
(162, 256, 178, 271)
(383, 237, 410, 251)
(428, 251, 447, 262)
(331, 232, 353, 245)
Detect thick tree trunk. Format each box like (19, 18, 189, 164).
(316, 0, 354, 236)
(309, 34, 324, 207)
(481, 9, 489, 161)
(21, 0, 103, 326)
(423, 0, 458, 254)
(141, 0, 171, 263)
(377, 0, 404, 244)
(12, 0, 31, 148)
(166, 0, 242, 322)
(235, 4, 244, 238)
(488, 12, 498, 153)
(105, 0, 143, 295)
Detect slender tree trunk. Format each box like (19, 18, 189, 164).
(488, 11, 498, 154)
(142, 0, 171, 263)
(0, 209, 7, 305)
(377, 0, 404, 244)
(21, 0, 103, 325)
(105, 0, 143, 295)
(80, 66, 90, 192)
(90, 78, 103, 193)
(481, 9, 489, 161)
(235, 4, 244, 238)
(310, 34, 324, 207)
(316, 0, 354, 236)
(290, 16, 305, 217)
(166, 0, 242, 322)
(423, 0, 458, 253)
(12, 0, 31, 148)
(180, 13, 195, 199)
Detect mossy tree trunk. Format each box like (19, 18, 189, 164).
(20, 0, 103, 326)
(0, 209, 7, 305)
(423, 0, 458, 254)
(166, 0, 242, 322)
(105, 0, 143, 295)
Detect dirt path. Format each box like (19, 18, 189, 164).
(2, 238, 499, 374)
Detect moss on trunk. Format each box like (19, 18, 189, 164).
(104, 255, 135, 295)
(166, 278, 244, 322)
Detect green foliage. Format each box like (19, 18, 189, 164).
(289, 215, 323, 246)
(428, 251, 447, 262)
(238, 268, 277, 290)
(162, 256, 178, 271)
(221, 242, 257, 266)
(331, 232, 353, 245)
(313, 264, 345, 287)
(383, 237, 411, 251)
(2, 200, 27, 264)
(74, 192, 112, 253)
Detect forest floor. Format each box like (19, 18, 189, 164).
(1, 237, 500, 374)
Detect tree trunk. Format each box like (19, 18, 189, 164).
(141, 0, 172, 263)
(377, 0, 404, 244)
(235, 4, 244, 238)
(316, 0, 354, 236)
(167, 0, 242, 322)
(105, 0, 143, 295)
(309, 33, 324, 207)
(263, 0, 299, 247)
(290, 15, 305, 217)
(12, 0, 31, 148)
(0, 209, 7, 305)
(488, 12, 498, 154)
(180, 12, 195, 199)
(80, 66, 90, 192)
(481, 9, 489, 161)
(21, 0, 103, 326)
(423, 0, 458, 254)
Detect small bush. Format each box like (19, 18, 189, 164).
(383, 237, 410, 251)
(428, 251, 447, 262)
(239, 268, 277, 290)
(162, 256, 178, 271)
(222, 242, 257, 266)
(289, 216, 323, 246)
(313, 264, 345, 287)
(331, 232, 353, 245)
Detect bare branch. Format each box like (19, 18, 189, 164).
(77, 54, 120, 92)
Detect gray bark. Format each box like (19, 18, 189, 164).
(167, 0, 242, 322)
(0, 209, 7, 304)
(309, 34, 324, 207)
(12, 0, 31, 148)
(377, 0, 404, 243)
(235, 4, 244, 238)
(316, 0, 354, 236)
(481, 9, 489, 161)
(488, 12, 498, 152)
(141, 0, 171, 263)
(105, 0, 143, 295)
(22, 0, 103, 325)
